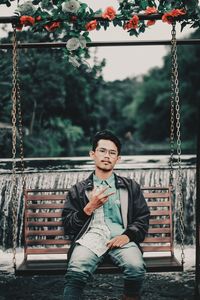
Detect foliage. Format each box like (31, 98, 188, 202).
(92, 78, 138, 134)
(0, 29, 198, 157)
(123, 29, 200, 151)
(25, 118, 84, 156)
(0, 0, 199, 67)
(0, 30, 104, 157)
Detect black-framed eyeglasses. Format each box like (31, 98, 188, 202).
(96, 148, 118, 158)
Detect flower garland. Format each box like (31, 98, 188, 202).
(0, 0, 199, 67)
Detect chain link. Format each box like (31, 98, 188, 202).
(169, 25, 175, 187)
(11, 25, 18, 271)
(171, 22, 185, 266)
(16, 62, 26, 192)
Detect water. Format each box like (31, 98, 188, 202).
(0, 154, 196, 173)
(0, 155, 196, 249)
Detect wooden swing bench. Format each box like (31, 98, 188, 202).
(16, 187, 183, 276)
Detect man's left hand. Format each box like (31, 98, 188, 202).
(106, 235, 130, 249)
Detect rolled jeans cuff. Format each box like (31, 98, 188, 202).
(63, 277, 86, 300)
(63, 285, 84, 300)
(124, 279, 143, 296)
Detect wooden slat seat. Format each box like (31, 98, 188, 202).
(16, 187, 183, 276)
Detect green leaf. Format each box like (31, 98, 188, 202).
(113, 19, 118, 27)
(113, 18, 122, 27)
(180, 21, 188, 31)
(191, 21, 200, 28)
(141, 0, 148, 10)
(32, 0, 41, 5)
(96, 23, 101, 31)
(103, 22, 109, 31)
(149, 0, 156, 7)
(139, 25, 146, 33)
(129, 29, 138, 37)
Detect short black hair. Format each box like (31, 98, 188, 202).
(92, 130, 121, 155)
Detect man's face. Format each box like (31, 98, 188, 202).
(89, 139, 120, 172)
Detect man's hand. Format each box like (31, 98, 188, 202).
(84, 186, 115, 216)
(106, 235, 130, 249)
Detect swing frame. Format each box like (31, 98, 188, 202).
(0, 15, 199, 298)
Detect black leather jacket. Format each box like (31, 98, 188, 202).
(62, 172, 150, 259)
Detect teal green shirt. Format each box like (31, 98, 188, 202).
(93, 174, 124, 238)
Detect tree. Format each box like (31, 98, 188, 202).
(123, 29, 199, 152)
(0, 30, 104, 157)
(0, 28, 198, 157)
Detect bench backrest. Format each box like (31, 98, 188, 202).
(24, 187, 173, 260)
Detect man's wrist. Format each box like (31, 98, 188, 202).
(123, 229, 134, 241)
(83, 204, 94, 216)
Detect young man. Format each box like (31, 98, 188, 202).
(62, 130, 150, 300)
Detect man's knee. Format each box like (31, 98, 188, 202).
(67, 258, 92, 277)
(65, 245, 100, 283)
(111, 243, 146, 280)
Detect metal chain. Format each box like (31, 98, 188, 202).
(171, 22, 185, 266)
(16, 61, 26, 192)
(169, 25, 175, 188)
(11, 25, 18, 271)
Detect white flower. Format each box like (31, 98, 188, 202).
(66, 38, 80, 51)
(69, 55, 80, 68)
(79, 36, 87, 49)
(17, 1, 37, 16)
(62, 0, 80, 14)
(66, 36, 87, 51)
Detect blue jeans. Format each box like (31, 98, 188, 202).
(63, 242, 146, 299)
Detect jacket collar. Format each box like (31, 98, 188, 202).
(84, 172, 126, 190)
(84, 172, 94, 190)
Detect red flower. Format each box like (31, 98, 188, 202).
(124, 15, 139, 30)
(35, 16, 42, 22)
(102, 6, 116, 21)
(162, 9, 186, 24)
(85, 20, 98, 31)
(162, 12, 173, 24)
(147, 20, 156, 26)
(145, 6, 157, 14)
(20, 16, 35, 26)
(145, 6, 157, 27)
(171, 8, 186, 17)
(70, 16, 78, 23)
(44, 21, 60, 32)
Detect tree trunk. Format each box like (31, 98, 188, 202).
(30, 99, 37, 135)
